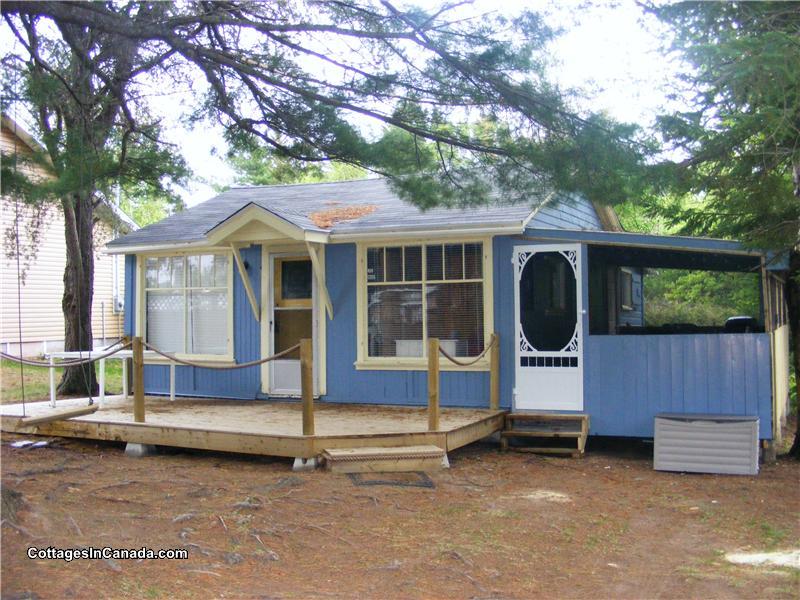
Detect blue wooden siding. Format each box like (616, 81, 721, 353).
(527, 196, 602, 230)
(141, 245, 263, 399)
(324, 243, 493, 407)
(585, 334, 772, 439)
(123, 254, 136, 336)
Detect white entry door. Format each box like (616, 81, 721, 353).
(269, 255, 314, 396)
(514, 244, 583, 411)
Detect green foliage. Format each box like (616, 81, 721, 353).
(228, 144, 367, 187)
(4, 1, 650, 214)
(643, 269, 760, 327)
(646, 1, 800, 252)
(118, 181, 185, 227)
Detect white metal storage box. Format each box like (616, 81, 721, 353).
(654, 414, 759, 476)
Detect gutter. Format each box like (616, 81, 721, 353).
(328, 221, 526, 242)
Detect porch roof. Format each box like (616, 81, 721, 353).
(523, 228, 782, 272)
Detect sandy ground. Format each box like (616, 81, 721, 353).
(1, 434, 798, 599)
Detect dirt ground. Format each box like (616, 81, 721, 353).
(1, 434, 798, 599)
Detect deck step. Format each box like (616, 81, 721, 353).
(500, 430, 582, 439)
(321, 445, 448, 473)
(501, 413, 589, 457)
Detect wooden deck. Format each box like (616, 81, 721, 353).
(0, 396, 506, 459)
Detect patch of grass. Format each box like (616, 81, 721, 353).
(144, 586, 164, 599)
(758, 521, 788, 548)
(1, 358, 123, 404)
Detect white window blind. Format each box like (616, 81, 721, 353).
(145, 253, 229, 356)
(365, 243, 484, 358)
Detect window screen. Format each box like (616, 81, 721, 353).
(145, 253, 229, 355)
(365, 243, 485, 358)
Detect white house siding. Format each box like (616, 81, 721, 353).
(1, 123, 126, 356)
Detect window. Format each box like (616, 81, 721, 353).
(364, 242, 486, 360)
(619, 268, 634, 312)
(144, 253, 230, 356)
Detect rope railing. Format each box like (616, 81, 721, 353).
(142, 342, 301, 370)
(0, 342, 132, 368)
(437, 334, 497, 367)
(129, 337, 315, 436)
(427, 333, 501, 430)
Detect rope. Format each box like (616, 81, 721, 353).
(0, 342, 132, 368)
(100, 336, 126, 351)
(143, 342, 302, 370)
(437, 334, 497, 367)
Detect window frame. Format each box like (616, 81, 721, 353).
(619, 267, 635, 312)
(137, 250, 234, 362)
(355, 237, 494, 371)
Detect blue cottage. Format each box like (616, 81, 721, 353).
(106, 178, 791, 452)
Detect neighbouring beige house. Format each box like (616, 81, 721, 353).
(1, 115, 137, 355)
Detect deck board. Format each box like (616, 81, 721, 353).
(1, 396, 505, 459)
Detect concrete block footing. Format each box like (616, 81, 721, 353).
(125, 443, 157, 457)
(292, 457, 319, 471)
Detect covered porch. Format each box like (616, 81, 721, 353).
(521, 228, 790, 443)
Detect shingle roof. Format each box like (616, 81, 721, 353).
(107, 178, 536, 249)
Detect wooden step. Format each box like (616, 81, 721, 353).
(500, 430, 582, 439)
(502, 412, 589, 457)
(507, 412, 587, 422)
(321, 445, 448, 474)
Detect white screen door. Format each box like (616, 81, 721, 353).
(269, 255, 314, 396)
(514, 244, 583, 411)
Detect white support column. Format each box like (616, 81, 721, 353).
(122, 358, 129, 399)
(49, 356, 56, 408)
(98, 358, 106, 407)
(169, 363, 176, 401)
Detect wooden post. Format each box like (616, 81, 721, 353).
(300, 338, 314, 436)
(489, 333, 500, 410)
(132, 336, 145, 423)
(98, 357, 106, 407)
(427, 338, 440, 432)
(49, 356, 56, 408)
(761, 257, 773, 332)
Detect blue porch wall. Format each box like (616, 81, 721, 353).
(585, 334, 772, 439)
(123, 254, 136, 336)
(127, 246, 263, 399)
(324, 243, 493, 407)
(323, 196, 604, 409)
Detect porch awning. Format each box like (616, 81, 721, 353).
(522, 228, 780, 272)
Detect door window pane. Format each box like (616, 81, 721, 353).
(282, 260, 312, 300)
(520, 252, 577, 351)
(274, 309, 312, 359)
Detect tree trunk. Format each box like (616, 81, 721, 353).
(57, 192, 97, 395)
(787, 249, 800, 458)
